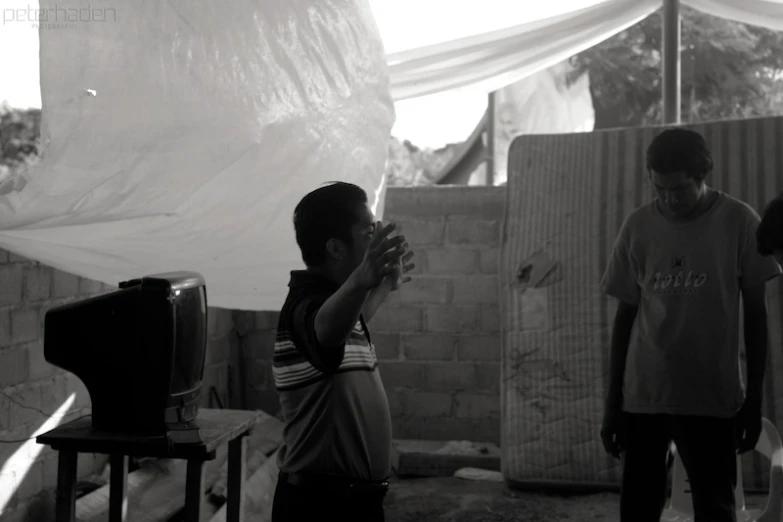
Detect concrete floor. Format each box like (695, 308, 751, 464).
(384, 477, 772, 522)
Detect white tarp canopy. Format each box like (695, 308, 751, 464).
(0, 0, 781, 310)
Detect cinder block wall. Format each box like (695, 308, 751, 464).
(239, 186, 506, 444)
(0, 251, 233, 522)
(377, 187, 504, 443)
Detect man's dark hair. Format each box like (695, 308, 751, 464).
(646, 128, 714, 181)
(293, 181, 368, 267)
(757, 192, 783, 257)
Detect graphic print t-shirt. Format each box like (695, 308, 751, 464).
(600, 191, 781, 418)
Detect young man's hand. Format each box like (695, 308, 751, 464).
(353, 222, 407, 290)
(735, 395, 763, 454)
(389, 249, 415, 291)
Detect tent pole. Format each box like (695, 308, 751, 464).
(486, 91, 496, 186)
(661, 0, 681, 124)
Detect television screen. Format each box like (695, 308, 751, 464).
(44, 271, 208, 439)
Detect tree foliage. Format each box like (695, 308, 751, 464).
(571, 6, 783, 129)
(0, 104, 41, 182)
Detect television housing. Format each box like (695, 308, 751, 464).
(44, 271, 208, 443)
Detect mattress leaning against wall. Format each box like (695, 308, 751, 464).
(500, 116, 783, 489)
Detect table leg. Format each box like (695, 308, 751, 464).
(183, 459, 205, 522)
(227, 435, 247, 522)
(108, 454, 129, 522)
(55, 450, 78, 522)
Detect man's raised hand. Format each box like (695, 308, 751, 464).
(353, 221, 407, 290)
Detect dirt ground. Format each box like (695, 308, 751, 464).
(384, 477, 770, 522)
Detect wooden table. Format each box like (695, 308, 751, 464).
(37, 408, 265, 522)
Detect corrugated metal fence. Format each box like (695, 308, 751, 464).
(501, 116, 783, 488)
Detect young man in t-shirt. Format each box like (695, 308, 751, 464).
(599, 128, 781, 522)
(271, 181, 415, 522)
(757, 192, 783, 265)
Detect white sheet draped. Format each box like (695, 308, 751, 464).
(0, 0, 394, 310)
(683, 0, 783, 32)
(0, 0, 781, 310)
(378, 0, 662, 100)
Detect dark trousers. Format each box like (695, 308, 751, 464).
(621, 413, 737, 522)
(272, 472, 387, 522)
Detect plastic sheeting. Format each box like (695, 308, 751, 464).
(500, 117, 783, 486)
(0, 0, 394, 310)
(490, 60, 595, 186)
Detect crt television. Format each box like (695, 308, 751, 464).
(44, 271, 208, 443)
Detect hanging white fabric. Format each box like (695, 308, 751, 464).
(378, 0, 662, 100)
(0, 0, 394, 310)
(683, 0, 783, 32)
(2, 0, 775, 311)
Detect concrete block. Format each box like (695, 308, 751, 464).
(0, 390, 10, 432)
(384, 186, 505, 219)
(457, 335, 501, 362)
(372, 333, 401, 360)
(480, 305, 501, 332)
(423, 362, 477, 391)
(454, 392, 500, 419)
(392, 417, 500, 445)
(401, 334, 455, 361)
(9, 383, 43, 426)
(392, 439, 502, 478)
(0, 309, 11, 348)
(392, 218, 446, 247)
(206, 336, 231, 366)
(22, 266, 52, 303)
(371, 305, 423, 333)
(475, 362, 500, 393)
(425, 305, 478, 332)
(7, 252, 30, 264)
(425, 248, 477, 275)
(242, 330, 275, 361)
(51, 271, 80, 299)
(245, 385, 280, 416)
(42, 453, 58, 490)
(15, 460, 43, 502)
(405, 391, 454, 417)
(41, 375, 70, 415)
(446, 217, 500, 246)
(254, 311, 280, 331)
(11, 308, 39, 344)
(203, 363, 230, 406)
(232, 310, 256, 337)
(385, 388, 406, 417)
(378, 361, 427, 389)
(452, 275, 498, 304)
(78, 277, 103, 295)
(27, 341, 56, 381)
(479, 248, 500, 274)
(63, 372, 91, 408)
(245, 359, 272, 391)
(398, 277, 451, 304)
(0, 347, 29, 388)
(0, 264, 24, 305)
(208, 307, 234, 339)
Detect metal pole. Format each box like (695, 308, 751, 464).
(486, 91, 496, 186)
(662, 0, 681, 124)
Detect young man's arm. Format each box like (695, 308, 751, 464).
(312, 271, 371, 348)
(739, 207, 782, 401)
(599, 218, 641, 412)
(606, 301, 638, 411)
(741, 283, 768, 402)
(362, 276, 394, 322)
(363, 249, 415, 322)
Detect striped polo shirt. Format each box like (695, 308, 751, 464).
(272, 270, 392, 481)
